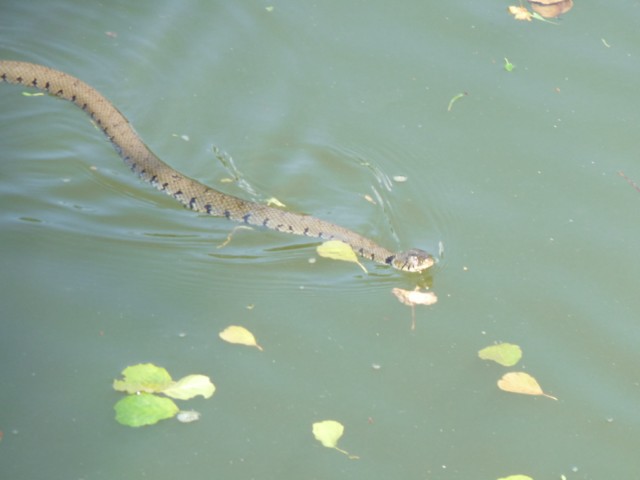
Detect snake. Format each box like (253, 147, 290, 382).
(0, 60, 434, 272)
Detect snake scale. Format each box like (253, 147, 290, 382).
(0, 60, 434, 272)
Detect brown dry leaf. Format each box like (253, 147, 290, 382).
(507, 5, 533, 21)
(497, 372, 557, 400)
(391, 287, 438, 330)
(528, 0, 573, 18)
(219, 325, 264, 351)
(392, 287, 438, 307)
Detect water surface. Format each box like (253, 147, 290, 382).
(2, 1, 640, 478)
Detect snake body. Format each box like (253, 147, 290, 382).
(0, 60, 434, 272)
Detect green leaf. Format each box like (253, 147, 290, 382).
(114, 393, 179, 427)
(113, 363, 173, 394)
(161, 374, 216, 400)
(478, 343, 522, 367)
(503, 58, 515, 72)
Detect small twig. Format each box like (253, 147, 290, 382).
(217, 225, 253, 248)
(447, 92, 468, 112)
(618, 171, 640, 193)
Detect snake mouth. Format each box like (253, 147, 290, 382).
(392, 248, 435, 273)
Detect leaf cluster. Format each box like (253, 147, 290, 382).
(113, 363, 215, 427)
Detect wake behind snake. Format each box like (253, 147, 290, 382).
(0, 60, 434, 272)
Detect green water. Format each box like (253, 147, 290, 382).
(2, 1, 640, 478)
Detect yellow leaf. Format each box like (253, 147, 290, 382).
(161, 374, 216, 400)
(313, 420, 343, 448)
(312, 420, 359, 459)
(219, 325, 263, 351)
(316, 240, 367, 273)
(507, 5, 533, 21)
(497, 372, 557, 400)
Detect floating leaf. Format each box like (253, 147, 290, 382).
(312, 420, 359, 459)
(497, 372, 557, 400)
(161, 374, 216, 400)
(507, 5, 533, 21)
(219, 325, 264, 351)
(113, 363, 173, 394)
(113, 364, 215, 427)
(478, 343, 522, 367)
(313, 420, 343, 448)
(503, 58, 515, 72)
(176, 410, 201, 423)
(392, 287, 437, 307)
(316, 240, 367, 273)
(498, 475, 534, 480)
(391, 287, 438, 330)
(114, 393, 179, 427)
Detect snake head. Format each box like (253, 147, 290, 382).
(391, 248, 435, 273)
